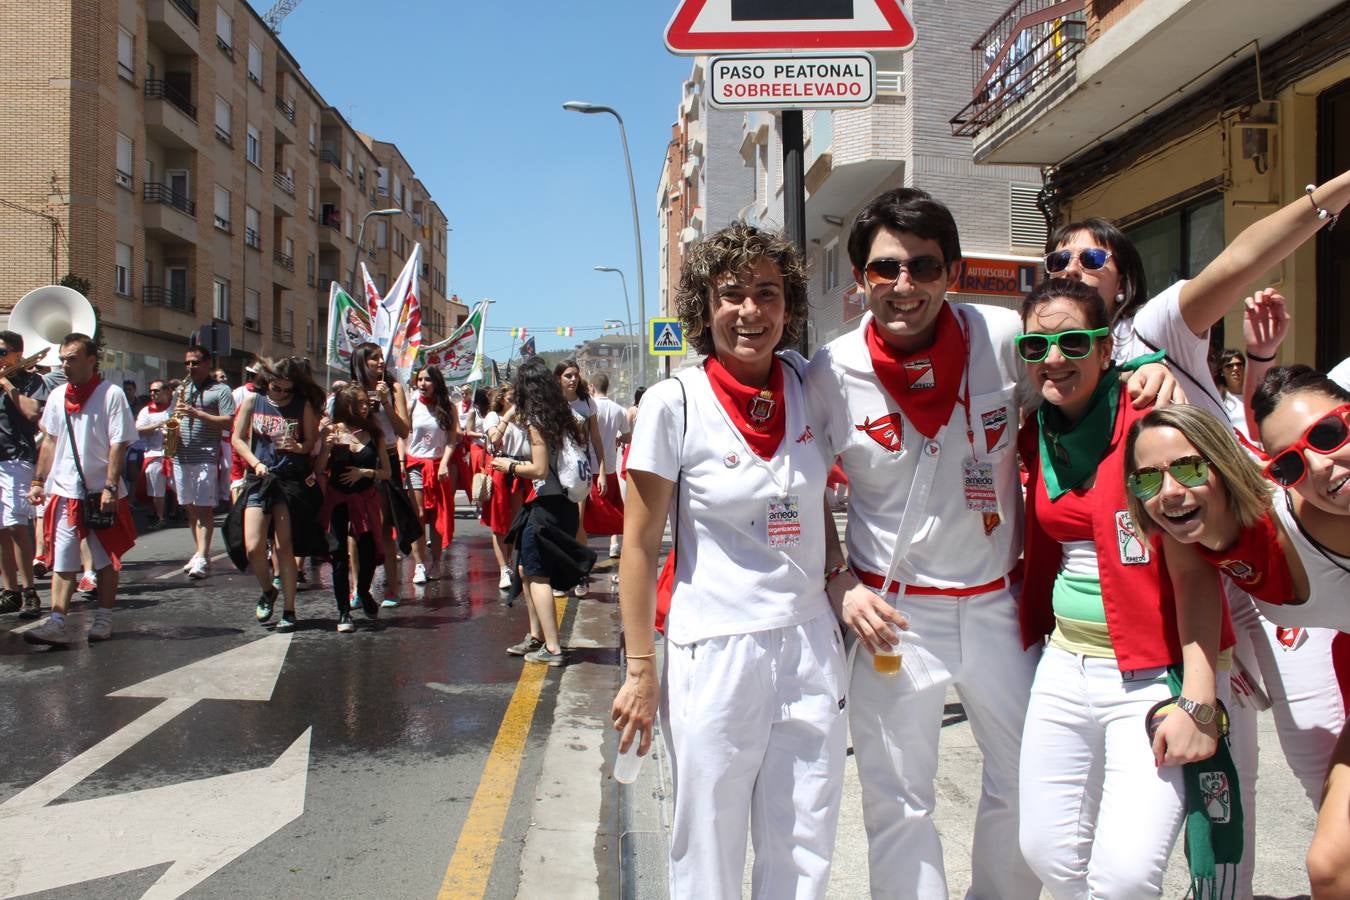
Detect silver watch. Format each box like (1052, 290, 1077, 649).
(1175, 695, 1216, 725)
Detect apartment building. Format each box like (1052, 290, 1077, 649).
(659, 2, 1049, 357)
(0, 0, 457, 389)
(952, 0, 1350, 366)
(574, 332, 641, 406)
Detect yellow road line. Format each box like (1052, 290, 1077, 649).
(437, 596, 567, 899)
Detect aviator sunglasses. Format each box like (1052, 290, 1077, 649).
(1263, 404, 1350, 488)
(863, 256, 946, 285)
(1127, 455, 1210, 500)
(1044, 247, 1113, 274)
(1014, 327, 1109, 363)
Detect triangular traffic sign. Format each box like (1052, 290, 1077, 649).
(666, 0, 916, 54)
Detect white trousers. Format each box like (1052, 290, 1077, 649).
(849, 585, 1041, 900)
(53, 504, 111, 573)
(1019, 645, 1233, 899)
(661, 610, 849, 900)
(1226, 587, 1344, 897)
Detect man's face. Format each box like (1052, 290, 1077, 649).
(60, 342, 97, 385)
(149, 382, 167, 403)
(185, 352, 209, 383)
(855, 226, 959, 354)
(214, 369, 228, 384)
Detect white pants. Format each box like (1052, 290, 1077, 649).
(1226, 587, 1344, 896)
(143, 454, 168, 498)
(661, 610, 848, 900)
(849, 585, 1041, 900)
(1019, 645, 1234, 899)
(172, 459, 218, 508)
(0, 459, 35, 526)
(52, 502, 111, 573)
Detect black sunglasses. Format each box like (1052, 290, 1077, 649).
(863, 256, 946, 285)
(1045, 248, 1112, 273)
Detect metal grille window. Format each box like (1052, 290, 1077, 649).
(214, 96, 231, 141)
(214, 186, 231, 232)
(114, 242, 132, 296)
(246, 124, 261, 166)
(245, 205, 261, 249)
(215, 8, 233, 55)
(115, 133, 134, 189)
(1010, 184, 1048, 249)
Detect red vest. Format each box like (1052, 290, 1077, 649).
(1019, 391, 1235, 671)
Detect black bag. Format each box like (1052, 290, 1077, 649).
(64, 406, 115, 530)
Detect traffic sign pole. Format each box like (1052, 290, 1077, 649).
(782, 110, 807, 354)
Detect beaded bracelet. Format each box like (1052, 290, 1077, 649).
(825, 563, 850, 584)
(1306, 185, 1340, 230)
(1245, 350, 1277, 363)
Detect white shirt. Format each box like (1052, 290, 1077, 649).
(807, 305, 1027, 589)
(406, 395, 449, 458)
(627, 352, 833, 645)
(1112, 279, 1226, 424)
(592, 395, 629, 473)
(1221, 391, 1252, 441)
(570, 396, 599, 470)
(1250, 491, 1350, 632)
(41, 380, 136, 499)
(135, 406, 172, 457)
(1327, 357, 1350, 392)
(500, 420, 531, 459)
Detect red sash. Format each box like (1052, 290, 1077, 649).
(41, 496, 136, 571)
(405, 455, 454, 545)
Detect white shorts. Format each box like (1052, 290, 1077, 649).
(0, 458, 35, 527)
(173, 459, 218, 508)
(143, 455, 168, 498)
(52, 503, 111, 573)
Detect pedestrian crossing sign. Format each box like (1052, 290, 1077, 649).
(649, 317, 687, 356)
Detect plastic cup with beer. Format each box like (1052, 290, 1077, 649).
(873, 617, 907, 676)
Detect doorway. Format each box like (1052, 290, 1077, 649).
(1316, 77, 1350, 369)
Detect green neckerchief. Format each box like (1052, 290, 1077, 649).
(1037, 367, 1120, 500)
(1167, 666, 1244, 899)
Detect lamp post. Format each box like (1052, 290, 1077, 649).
(351, 207, 405, 295)
(564, 101, 647, 386)
(595, 266, 637, 401)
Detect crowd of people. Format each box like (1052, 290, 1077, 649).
(612, 173, 1350, 899)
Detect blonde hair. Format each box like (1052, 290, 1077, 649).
(1124, 405, 1273, 535)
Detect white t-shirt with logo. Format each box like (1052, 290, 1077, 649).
(135, 406, 172, 457)
(626, 351, 832, 645)
(592, 395, 629, 474)
(41, 380, 136, 500)
(1112, 279, 1226, 424)
(406, 395, 449, 458)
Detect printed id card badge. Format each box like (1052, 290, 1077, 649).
(962, 459, 997, 512)
(767, 494, 802, 548)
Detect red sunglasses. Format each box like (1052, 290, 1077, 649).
(1263, 403, 1350, 487)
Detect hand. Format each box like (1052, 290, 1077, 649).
(611, 659, 659, 756)
(1243, 288, 1290, 359)
(253, 462, 268, 477)
(324, 431, 341, 447)
(1123, 362, 1188, 409)
(1152, 707, 1219, 767)
(491, 456, 510, 472)
(176, 400, 197, 419)
(338, 467, 365, 486)
(596, 475, 608, 497)
(99, 487, 116, 515)
(438, 463, 450, 480)
(373, 382, 390, 406)
(27, 483, 43, 506)
(835, 578, 908, 655)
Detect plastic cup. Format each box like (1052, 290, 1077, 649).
(873, 620, 905, 676)
(614, 734, 646, 784)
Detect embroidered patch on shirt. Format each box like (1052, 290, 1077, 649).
(981, 406, 1009, 453)
(854, 414, 903, 452)
(1115, 510, 1150, 565)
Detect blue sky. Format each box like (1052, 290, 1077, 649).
(248, 0, 692, 360)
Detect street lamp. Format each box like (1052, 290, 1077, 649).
(594, 266, 637, 401)
(564, 100, 648, 386)
(350, 207, 404, 298)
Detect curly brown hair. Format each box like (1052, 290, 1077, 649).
(675, 222, 809, 356)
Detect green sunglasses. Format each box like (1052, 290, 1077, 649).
(1127, 455, 1210, 500)
(1015, 327, 1110, 363)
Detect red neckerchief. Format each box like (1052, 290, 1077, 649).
(1191, 511, 1295, 605)
(704, 355, 785, 460)
(147, 396, 168, 413)
(865, 304, 964, 439)
(64, 375, 103, 414)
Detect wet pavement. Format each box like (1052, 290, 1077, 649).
(0, 509, 590, 899)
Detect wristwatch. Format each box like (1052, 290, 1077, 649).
(1175, 695, 1216, 725)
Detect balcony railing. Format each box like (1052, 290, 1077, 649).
(317, 277, 334, 291)
(274, 251, 295, 271)
(144, 79, 197, 120)
(319, 147, 340, 168)
(143, 285, 195, 313)
(275, 95, 295, 122)
(244, 227, 261, 249)
(169, 0, 198, 23)
(950, 0, 1086, 137)
(273, 170, 295, 195)
(143, 182, 196, 215)
(273, 327, 294, 346)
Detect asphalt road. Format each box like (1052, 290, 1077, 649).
(0, 511, 567, 899)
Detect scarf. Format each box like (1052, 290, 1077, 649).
(1037, 367, 1120, 500)
(704, 355, 785, 460)
(147, 398, 168, 413)
(1191, 512, 1294, 604)
(865, 304, 965, 439)
(1167, 666, 1243, 899)
(64, 375, 103, 414)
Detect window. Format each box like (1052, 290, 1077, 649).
(823, 240, 839, 291)
(247, 42, 262, 86)
(114, 242, 132, 296)
(1124, 193, 1225, 342)
(283, 236, 294, 259)
(215, 9, 233, 56)
(393, 174, 402, 206)
(376, 166, 389, 194)
(343, 209, 352, 239)
(214, 96, 231, 143)
(213, 278, 230, 321)
(245, 124, 261, 166)
(213, 186, 231, 231)
(308, 121, 316, 150)
(305, 317, 314, 351)
(344, 149, 353, 177)
(357, 165, 366, 191)
(244, 205, 261, 249)
(244, 288, 260, 331)
(117, 28, 134, 82)
(307, 185, 315, 219)
(115, 133, 133, 189)
(306, 252, 315, 286)
(376, 219, 388, 248)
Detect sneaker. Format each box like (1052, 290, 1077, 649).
(32, 558, 48, 579)
(498, 566, 513, 591)
(182, 556, 199, 573)
(296, 568, 308, 586)
(506, 634, 544, 657)
(358, 592, 380, 620)
(336, 613, 355, 633)
(349, 591, 360, 610)
(381, 593, 398, 609)
(0, 589, 21, 614)
(524, 646, 565, 667)
(188, 556, 209, 579)
(271, 574, 282, 592)
(23, 615, 72, 646)
(573, 577, 589, 599)
(77, 571, 97, 594)
(19, 588, 41, 620)
(255, 588, 278, 624)
(609, 542, 621, 559)
(412, 564, 428, 585)
(276, 611, 297, 633)
(87, 613, 113, 642)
